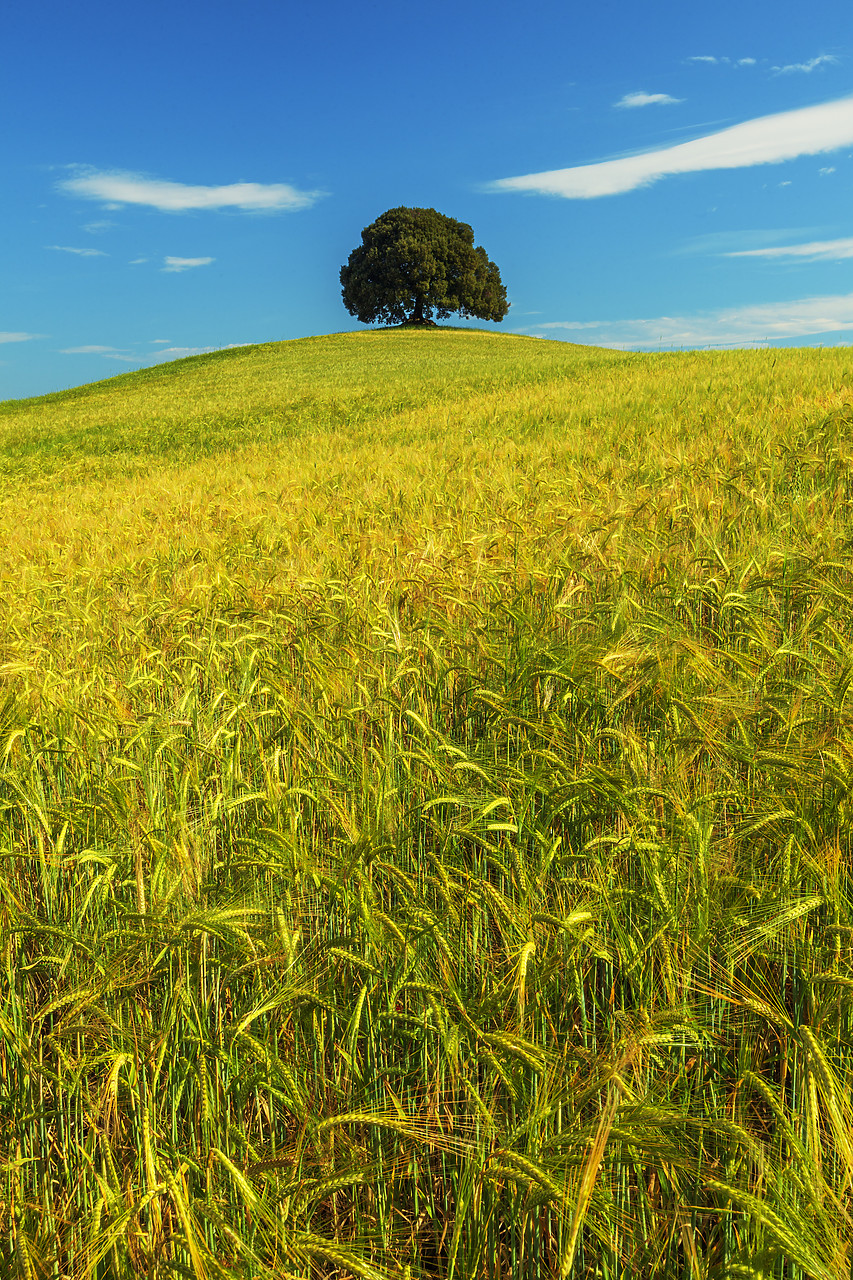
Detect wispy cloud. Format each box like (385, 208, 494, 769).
(148, 345, 234, 361)
(47, 245, 107, 257)
(59, 340, 249, 364)
(727, 237, 853, 262)
(58, 167, 323, 212)
(0, 332, 41, 344)
(60, 345, 139, 360)
(614, 91, 682, 109)
(532, 291, 853, 347)
(141, 342, 250, 364)
(687, 55, 757, 66)
(689, 55, 833, 72)
(679, 226, 818, 253)
(162, 256, 214, 273)
(490, 93, 853, 199)
(773, 55, 839, 75)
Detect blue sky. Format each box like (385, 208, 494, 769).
(3, 0, 852, 400)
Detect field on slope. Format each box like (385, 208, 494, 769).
(2, 328, 853, 1279)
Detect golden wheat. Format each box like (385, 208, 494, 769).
(0, 330, 852, 1277)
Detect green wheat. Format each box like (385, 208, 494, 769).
(0, 329, 852, 1277)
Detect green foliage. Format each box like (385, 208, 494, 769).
(340, 207, 509, 326)
(1, 331, 853, 1276)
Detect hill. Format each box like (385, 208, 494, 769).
(2, 330, 853, 1278)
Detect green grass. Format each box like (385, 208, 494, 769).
(2, 328, 853, 1278)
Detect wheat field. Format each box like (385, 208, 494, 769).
(2, 329, 853, 1278)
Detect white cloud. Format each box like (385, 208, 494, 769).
(162, 256, 214, 273)
(83, 220, 114, 233)
(534, 291, 853, 347)
(615, 91, 682, 109)
(149, 346, 213, 360)
(58, 339, 248, 365)
(679, 227, 822, 255)
(0, 332, 41, 344)
(727, 236, 853, 262)
(47, 245, 107, 257)
(819, 165, 836, 174)
(60, 345, 128, 355)
(773, 55, 839, 75)
(687, 55, 756, 66)
(147, 343, 250, 363)
(59, 167, 323, 212)
(490, 93, 853, 199)
(129, 258, 148, 265)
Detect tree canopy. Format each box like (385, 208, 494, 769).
(340, 206, 509, 327)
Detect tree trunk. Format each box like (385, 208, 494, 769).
(405, 295, 435, 326)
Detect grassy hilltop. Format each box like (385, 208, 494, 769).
(3, 329, 853, 1278)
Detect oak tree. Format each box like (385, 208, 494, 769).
(340, 207, 509, 327)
